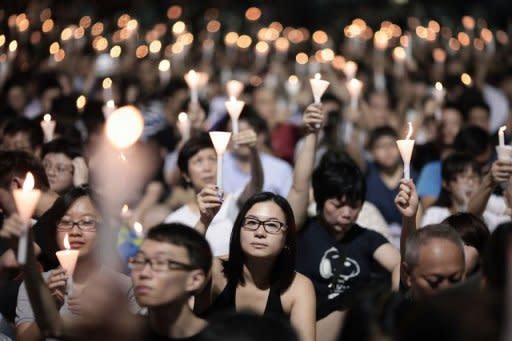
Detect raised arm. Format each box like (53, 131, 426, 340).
(233, 129, 264, 206)
(287, 104, 322, 230)
(468, 159, 512, 217)
(394, 179, 419, 258)
(194, 184, 223, 235)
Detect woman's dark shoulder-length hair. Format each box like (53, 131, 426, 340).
(34, 186, 96, 270)
(222, 192, 297, 292)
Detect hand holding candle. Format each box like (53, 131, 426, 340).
(396, 122, 415, 180)
(13, 172, 41, 265)
(56, 234, 79, 294)
(225, 97, 245, 135)
(496, 125, 512, 161)
(40, 114, 56, 142)
(209, 132, 231, 190)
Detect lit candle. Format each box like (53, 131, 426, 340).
(158, 59, 171, 86)
(13, 172, 41, 265)
(433, 82, 445, 102)
(499, 126, 507, 147)
(209, 132, 231, 190)
(177, 112, 191, 141)
(55, 234, 79, 294)
(226, 80, 244, 99)
(396, 122, 415, 180)
(133, 222, 145, 238)
(225, 97, 245, 135)
(343, 60, 358, 80)
(102, 77, 113, 102)
(102, 99, 116, 118)
(105, 105, 144, 149)
(285, 75, 301, 97)
(309, 73, 330, 105)
(374, 30, 389, 51)
(40, 114, 56, 142)
(346, 78, 363, 110)
(76, 95, 86, 113)
(184, 69, 209, 105)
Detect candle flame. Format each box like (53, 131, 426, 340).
(43, 113, 52, 122)
(22, 172, 35, 191)
(435, 82, 443, 91)
(63, 233, 70, 250)
(76, 95, 86, 110)
(314, 73, 321, 80)
(405, 122, 413, 140)
(500, 126, 507, 134)
(178, 112, 188, 122)
(288, 75, 298, 84)
(121, 204, 129, 215)
(134, 222, 143, 236)
(102, 77, 112, 89)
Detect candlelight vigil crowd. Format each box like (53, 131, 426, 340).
(2, 1, 512, 340)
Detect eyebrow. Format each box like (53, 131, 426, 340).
(245, 215, 281, 221)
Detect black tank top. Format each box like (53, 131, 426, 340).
(203, 280, 287, 319)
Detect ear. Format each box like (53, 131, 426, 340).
(185, 269, 206, 294)
(402, 261, 413, 288)
(182, 173, 191, 184)
(11, 177, 23, 190)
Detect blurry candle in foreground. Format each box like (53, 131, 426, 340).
(343, 60, 358, 80)
(133, 222, 145, 238)
(184, 69, 209, 105)
(225, 97, 245, 135)
(285, 75, 301, 98)
(55, 234, 79, 294)
(499, 126, 507, 147)
(105, 105, 144, 149)
(209, 132, 231, 190)
(13, 172, 41, 264)
(496, 126, 512, 161)
(396, 122, 415, 180)
(40, 114, 56, 142)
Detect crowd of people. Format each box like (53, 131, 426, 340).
(1, 1, 512, 340)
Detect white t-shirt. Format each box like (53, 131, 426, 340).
(164, 190, 242, 257)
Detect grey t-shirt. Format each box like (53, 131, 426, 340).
(16, 266, 139, 331)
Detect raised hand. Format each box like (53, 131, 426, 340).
(72, 157, 89, 187)
(489, 159, 512, 185)
(0, 213, 24, 242)
(394, 179, 419, 219)
(197, 184, 224, 228)
(232, 128, 257, 148)
(46, 268, 68, 309)
(303, 103, 323, 134)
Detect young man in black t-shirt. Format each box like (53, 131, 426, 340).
(295, 153, 401, 338)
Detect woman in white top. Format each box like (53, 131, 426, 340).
(165, 131, 263, 256)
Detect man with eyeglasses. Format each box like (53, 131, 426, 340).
(14, 222, 213, 340)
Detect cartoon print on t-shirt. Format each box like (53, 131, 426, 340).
(319, 247, 360, 299)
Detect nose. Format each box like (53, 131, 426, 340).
(437, 279, 453, 291)
(139, 262, 153, 278)
(254, 224, 267, 238)
(337, 206, 352, 221)
(69, 224, 83, 236)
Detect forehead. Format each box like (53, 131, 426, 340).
(415, 238, 465, 273)
(139, 239, 189, 260)
(43, 152, 72, 163)
(190, 147, 216, 159)
(246, 201, 285, 220)
(65, 196, 97, 216)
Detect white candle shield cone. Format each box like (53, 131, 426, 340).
(225, 99, 245, 121)
(309, 77, 330, 104)
(496, 145, 512, 161)
(209, 132, 232, 155)
(56, 234, 79, 277)
(105, 105, 144, 149)
(396, 140, 415, 165)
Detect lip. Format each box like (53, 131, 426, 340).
(69, 242, 84, 249)
(135, 285, 152, 294)
(250, 242, 268, 249)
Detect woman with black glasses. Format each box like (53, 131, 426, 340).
(194, 190, 316, 341)
(15, 186, 138, 341)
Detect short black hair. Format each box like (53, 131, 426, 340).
(1, 117, 44, 149)
(0, 150, 49, 190)
(41, 138, 82, 160)
(368, 126, 399, 150)
(452, 126, 490, 157)
(482, 222, 512, 292)
(312, 152, 366, 211)
(442, 212, 490, 255)
(146, 223, 212, 275)
(177, 132, 214, 178)
(238, 105, 269, 136)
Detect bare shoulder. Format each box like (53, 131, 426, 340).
(210, 257, 228, 293)
(284, 272, 315, 299)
